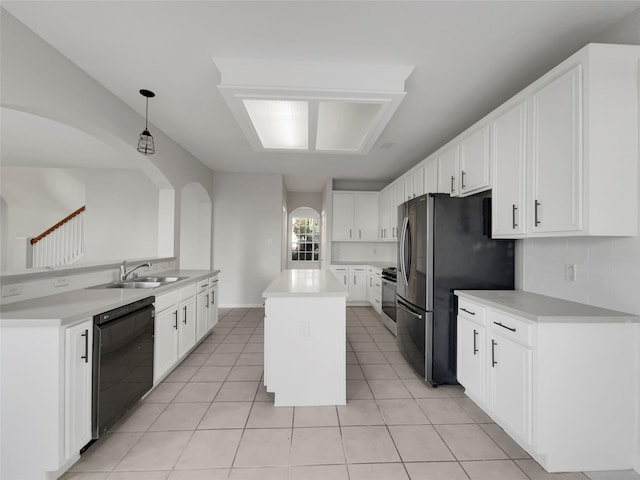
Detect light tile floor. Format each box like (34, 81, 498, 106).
(62, 306, 639, 480)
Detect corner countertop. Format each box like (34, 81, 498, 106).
(263, 269, 349, 298)
(0, 269, 219, 328)
(455, 290, 640, 324)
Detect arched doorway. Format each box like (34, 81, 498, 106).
(288, 207, 320, 269)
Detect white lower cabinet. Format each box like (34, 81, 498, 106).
(178, 295, 196, 358)
(456, 304, 485, 402)
(154, 304, 179, 383)
(208, 276, 219, 331)
(195, 278, 210, 342)
(455, 292, 638, 473)
(64, 319, 93, 459)
(349, 266, 367, 302)
(488, 325, 532, 445)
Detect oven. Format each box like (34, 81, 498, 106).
(381, 267, 397, 336)
(92, 296, 155, 439)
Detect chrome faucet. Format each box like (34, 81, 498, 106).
(119, 261, 152, 281)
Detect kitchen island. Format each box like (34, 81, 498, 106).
(263, 269, 348, 406)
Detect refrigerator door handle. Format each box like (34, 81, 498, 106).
(400, 216, 409, 286)
(397, 297, 423, 320)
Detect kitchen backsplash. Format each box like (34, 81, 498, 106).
(521, 236, 640, 315)
(331, 242, 397, 264)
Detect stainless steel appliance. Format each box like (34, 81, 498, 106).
(92, 296, 155, 438)
(381, 267, 397, 336)
(397, 193, 514, 386)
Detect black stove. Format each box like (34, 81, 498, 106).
(382, 266, 397, 282)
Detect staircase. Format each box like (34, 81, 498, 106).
(30, 206, 85, 268)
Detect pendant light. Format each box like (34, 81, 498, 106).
(137, 89, 155, 155)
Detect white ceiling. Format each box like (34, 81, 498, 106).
(2, 1, 639, 192)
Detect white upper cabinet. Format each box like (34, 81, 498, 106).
(403, 165, 425, 201)
(492, 101, 527, 237)
(424, 158, 438, 195)
(529, 65, 582, 234)
(491, 44, 639, 238)
(437, 145, 459, 196)
(459, 124, 491, 196)
(332, 191, 378, 241)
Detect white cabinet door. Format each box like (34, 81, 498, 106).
(488, 332, 532, 444)
(390, 183, 400, 239)
(456, 316, 485, 403)
(459, 124, 491, 195)
(332, 192, 355, 240)
(154, 307, 179, 383)
(404, 175, 414, 201)
(530, 65, 582, 234)
(349, 267, 367, 301)
(437, 145, 459, 196)
(354, 193, 379, 241)
(64, 319, 93, 459)
(424, 158, 438, 195)
(330, 267, 349, 288)
(208, 283, 219, 331)
(413, 166, 425, 198)
(492, 101, 527, 237)
(178, 297, 196, 358)
(196, 290, 209, 342)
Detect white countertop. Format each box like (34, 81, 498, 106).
(263, 269, 349, 298)
(331, 261, 395, 269)
(455, 290, 640, 323)
(0, 269, 219, 327)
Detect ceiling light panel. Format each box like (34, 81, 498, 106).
(243, 99, 308, 150)
(316, 101, 382, 151)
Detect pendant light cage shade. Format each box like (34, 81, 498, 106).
(137, 129, 155, 155)
(137, 89, 156, 156)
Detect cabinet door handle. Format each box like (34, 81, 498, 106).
(461, 170, 466, 189)
(511, 204, 518, 229)
(359, 229, 362, 239)
(173, 311, 178, 329)
(206, 294, 209, 308)
(493, 321, 516, 332)
(534, 200, 541, 226)
(211, 291, 215, 305)
(81, 329, 89, 363)
(343, 276, 347, 286)
(450, 176, 455, 193)
(353, 275, 356, 285)
(473, 329, 478, 355)
(491, 339, 497, 367)
(370, 277, 372, 287)
(183, 305, 187, 324)
(460, 307, 475, 316)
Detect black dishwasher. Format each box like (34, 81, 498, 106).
(92, 296, 154, 438)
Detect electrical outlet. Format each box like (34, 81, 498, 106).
(54, 277, 69, 287)
(565, 264, 577, 282)
(1, 284, 24, 297)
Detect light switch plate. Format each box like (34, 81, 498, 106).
(1, 284, 24, 297)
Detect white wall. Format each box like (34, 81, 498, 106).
(0, 167, 85, 270)
(212, 173, 284, 307)
(287, 192, 322, 213)
(1, 11, 214, 266)
(83, 169, 160, 264)
(520, 8, 640, 472)
(180, 182, 212, 270)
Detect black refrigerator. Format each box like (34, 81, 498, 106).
(396, 192, 514, 386)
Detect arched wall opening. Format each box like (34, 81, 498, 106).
(179, 182, 212, 270)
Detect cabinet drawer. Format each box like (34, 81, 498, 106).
(489, 310, 534, 347)
(179, 283, 197, 300)
(197, 279, 210, 292)
(155, 290, 180, 312)
(458, 298, 486, 325)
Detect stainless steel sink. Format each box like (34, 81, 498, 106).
(103, 281, 164, 289)
(135, 276, 186, 283)
(90, 276, 187, 289)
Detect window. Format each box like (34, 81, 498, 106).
(291, 217, 320, 261)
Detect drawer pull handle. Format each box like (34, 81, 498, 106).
(494, 321, 516, 332)
(491, 339, 497, 367)
(473, 329, 478, 355)
(460, 307, 475, 316)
